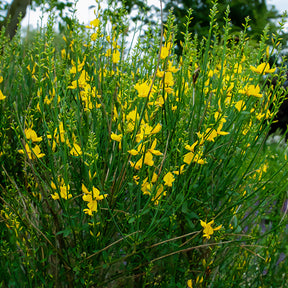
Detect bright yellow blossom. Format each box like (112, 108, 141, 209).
(185, 141, 198, 152)
(160, 43, 171, 59)
(217, 122, 229, 136)
(184, 151, 206, 165)
(24, 128, 43, 142)
(134, 80, 155, 98)
(156, 69, 165, 77)
(167, 60, 179, 73)
(112, 50, 120, 63)
(130, 156, 144, 170)
(70, 58, 85, 74)
(144, 152, 154, 166)
(250, 62, 276, 74)
(200, 219, 222, 239)
(86, 18, 100, 29)
(141, 178, 153, 195)
(235, 100, 246, 112)
(239, 84, 262, 98)
(205, 128, 218, 142)
(18, 143, 45, 160)
(128, 149, 139, 156)
(82, 184, 107, 215)
(70, 143, 82, 156)
(173, 164, 186, 175)
(151, 123, 162, 134)
(111, 133, 122, 142)
(152, 184, 166, 205)
(163, 172, 175, 187)
(91, 32, 98, 41)
(0, 89, 6, 100)
(148, 139, 162, 156)
(164, 72, 174, 87)
(51, 181, 72, 200)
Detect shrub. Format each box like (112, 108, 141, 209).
(0, 1, 288, 287)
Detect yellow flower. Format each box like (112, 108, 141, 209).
(151, 123, 162, 134)
(163, 172, 175, 187)
(130, 157, 143, 170)
(82, 184, 107, 201)
(24, 128, 43, 142)
(51, 183, 72, 200)
(112, 50, 120, 63)
(167, 60, 179, 73)
(0, 89, 6, 100)
(141, 178, 153, 195)
(133, 175, 140, 184)
(148, 139, 162, 156)
(70, 143, 82, 156)
(185, 141, 198, 152)
(160, 41, 172, 59)
(164, 72, 174, 87)
(250, 62, 276, 74)
(61, 49, 66, 59)
(126, 108, 139, 123)
(173, 164, 186, 175)
(152, 172, 158, 183)
(233, 63, 242, 74)
(105, 48, 112, 57)
(86, 18, 100, 29)
(111, 132, 122, 142)
(200, 219, 222, 239)
(205, 128, 218, 142)
(187, 279, 193, 288)
(128, 149, 139, 156)
(160, 46, 169, 59)
(235, 100, 246, 112)
(165, 87, 174, 94)
(91, 32, 98, 41)
(256, 112, 265, 121)
(55, 121, 66, 143)
(193, 153, 207, 165)
(152, 184, 166, 205)
(184, 152, 194, 165)
(184, 151, 206, 165)
(217, 122, 229, 136)
(134, 81, 155, 98)
(239, 84, 262, 98)
(90, 18, 100, 27)
(136, 123, 153, 141)
(68, 70, 89, 89)
(18, 143, 45, 159)
(83, 208, 94, 216)
(156, 69, 165, 77)
(82, 184, 107, 215)
(144, 151, 154, 166)
(70, 58, 85, 74)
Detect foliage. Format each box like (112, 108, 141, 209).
(118, 0, 287, 54)
(0, 1, 288, 287)
(0, 0, 74, 39)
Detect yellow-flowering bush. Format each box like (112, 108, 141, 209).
(0, 1, 288, 286)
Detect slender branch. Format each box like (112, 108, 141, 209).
(80, 230, 142, 263)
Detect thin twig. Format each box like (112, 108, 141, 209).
(151, 240, 236, 263)
(240, 245, 265, 260)
(81, 230, 141, 263)
(148, 230, 201, 249)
